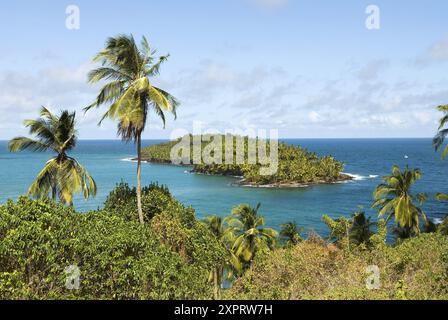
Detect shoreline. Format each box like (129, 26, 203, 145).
(233, 173, 353, 188)
(135, 157, 354, 188)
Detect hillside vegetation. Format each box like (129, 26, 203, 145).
(226, 233, 448, 300)
(0, 184, 225, 299)
(1, 183, 447, 300)
(141, 135, 350, 186)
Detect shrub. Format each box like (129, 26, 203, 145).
(0, 187, 225, 299)
(225, 233, 448, 300)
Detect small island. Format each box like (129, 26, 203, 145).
(140, 135, 353, 187)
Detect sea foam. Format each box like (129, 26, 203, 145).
(343, 173, 379, 181)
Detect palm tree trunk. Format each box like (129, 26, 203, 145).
(51, 186, 56, 201)
(213, 267, 220, 300)
(136, 132, 144, 224)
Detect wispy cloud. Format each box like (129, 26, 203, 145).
(415, 35, 448, 67)
(356, 59, 389, 81)
(1, 56, 445, 139)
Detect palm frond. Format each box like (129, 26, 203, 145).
(8, 137, 50, 152)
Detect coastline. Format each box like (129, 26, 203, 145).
(234, 173, 353, 188)
(135, 157, 354, 188)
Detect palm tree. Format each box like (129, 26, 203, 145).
(433, 105, 448, 159)
(203, 215, 240, 300)
(279, 221, 303, 247)
(348, 212, 375, 245)
(226, 204, 277, 269)
(8, 107, 96, 205)
(372, 165, 427, 238)
(85, 35, 179, 224)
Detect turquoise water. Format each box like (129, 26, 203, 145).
(0, 139, 447, 235)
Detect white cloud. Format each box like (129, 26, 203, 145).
(1, 56, 445, 139)
(412, 111, 436, 126)
(415, 35, 448, 66)
(429, 36, 448, 61)
(357, 59, 389, 81)
(308, 111, 322, 123)
(0, 62, 102, 139)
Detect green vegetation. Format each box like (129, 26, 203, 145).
(433, 104, 448, 159)
(84, 34, 179, 224)
(8, 107, 96, 205)
(372, 166, 428, 239)
(141, 135, 349, 186)
(225, 233, 448, 300)
(202, 215, 240, 300)
(279, 222, 304, 247)
(3, 35, 448, 301)
(0, 184, 224, 299)
(226, 204, 278, 270)
(2, 181, 447, 300)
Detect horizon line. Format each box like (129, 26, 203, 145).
(0, 137, 437, 142)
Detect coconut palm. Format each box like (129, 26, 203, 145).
(203, 215, 241, 299)
(226, 204, 277, 269)
(348, 212, 375, 245)
(279, 221, 303, 247)
(372, 165, 427, 238)
(433, 105, 448, 159)
(85, 34, 179, 224)
(8, 107, 96, 205)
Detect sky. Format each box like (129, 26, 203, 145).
(0, 0, 448, 139)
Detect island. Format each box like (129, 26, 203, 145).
(139, 135, 353, 187)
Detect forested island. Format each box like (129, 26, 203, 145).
(140, 135, 352, 187)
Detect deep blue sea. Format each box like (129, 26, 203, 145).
(0, 139, 447, 235)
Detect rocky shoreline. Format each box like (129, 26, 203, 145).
(233, 173, 353, 188)
(136, 157, 354, 188)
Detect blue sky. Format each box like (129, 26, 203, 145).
(1, 0, 448, 139)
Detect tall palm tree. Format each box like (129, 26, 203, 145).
(433, 105, 448, 159)
(226, 204, 277, 269)
(203, 215, 241, 300)
(8, 107, 96, 205)
(279, 221, 303, 247)
(85, 35, 179, 224)
(372, 165, 427, 238)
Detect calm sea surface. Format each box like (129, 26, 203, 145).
(0, 139, 447, 235)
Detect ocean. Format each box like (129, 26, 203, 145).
(0, 138, 447, 235)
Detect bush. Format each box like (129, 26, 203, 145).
(104, 181, 173, 221)
(225, 233, 448, 300)
(0, 185, 225, 299)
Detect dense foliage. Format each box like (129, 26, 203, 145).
(0, 185, 225, 299)
(141, 135, 347, 185)
(0, 180, 447, 300)
(226, 233, 448, 300)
